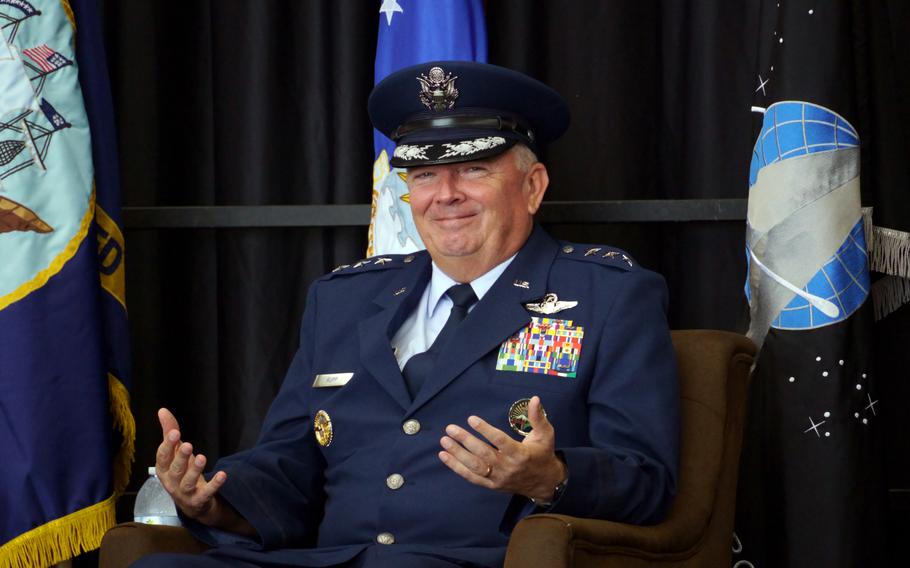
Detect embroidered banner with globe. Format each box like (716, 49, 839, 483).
(745, 101, 869, 346)
(367, 0, 486, 256)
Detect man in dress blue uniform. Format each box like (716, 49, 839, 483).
(139, 61, 680, 568)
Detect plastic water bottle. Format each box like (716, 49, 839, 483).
(134, 467, 182, 526)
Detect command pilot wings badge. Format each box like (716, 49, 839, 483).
(524, 293, 578, 315)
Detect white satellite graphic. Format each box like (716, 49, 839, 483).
(745, 101, 869, 347)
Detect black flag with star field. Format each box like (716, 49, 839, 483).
(733, 0, 886, 566)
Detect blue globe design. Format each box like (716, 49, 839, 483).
(746, 101, 869, 330)
(749, 101, 859, 186)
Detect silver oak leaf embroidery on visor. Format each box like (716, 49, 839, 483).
(393, 144, 432, 161)
(438, 136, 506, 159)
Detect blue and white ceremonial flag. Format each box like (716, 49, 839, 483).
(0, 0, 134, 565)
(368, 0, 486, 256)
(733, 0, 885, 565)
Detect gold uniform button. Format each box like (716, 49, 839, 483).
(402, 419, 421, 435)
(376, 532, 395, 545)
(386, 473, 405, 490)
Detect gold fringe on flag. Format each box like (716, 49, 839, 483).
(0, 378, 135, 567)
(0, 496, 115, 568)
(109, 373, 136, 495)
(60, 0, 76, 32)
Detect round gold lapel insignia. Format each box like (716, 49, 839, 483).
(508, 398, 547, 437)
(314, 410, 333, 447)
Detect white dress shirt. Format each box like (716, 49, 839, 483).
(390, 254, 516, 370)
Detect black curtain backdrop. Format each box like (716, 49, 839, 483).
(95, 0, 908, 559)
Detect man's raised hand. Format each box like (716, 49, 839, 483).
(155, 408, 227, 523)
(155, 408, 256, 535)
(438, 396, 567, 503)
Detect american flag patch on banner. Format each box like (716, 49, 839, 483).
(22, 44, 71, 73)
(496, 317, 584, 378)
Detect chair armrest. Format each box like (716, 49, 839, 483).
(99, 522, 210, 568)
(505, 330, 756, 568)
(504, 514, 703, 567)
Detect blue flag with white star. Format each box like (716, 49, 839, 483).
(368, 0, 486, 256)
(734, 0, 885, 565)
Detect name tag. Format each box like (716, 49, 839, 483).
(312, 372, 354, 388)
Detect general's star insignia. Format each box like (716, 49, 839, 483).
(584, 248, 601, 256)
(373, 257, 392, 265)
(524, 293, 578, 315)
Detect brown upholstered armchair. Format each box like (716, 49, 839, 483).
(100, 330, 754, 568)
(504, 330, 755, 567)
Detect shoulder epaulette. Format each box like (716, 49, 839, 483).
(320, 252, 419, 280)
(556, 243, 636, 272)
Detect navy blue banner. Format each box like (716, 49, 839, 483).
(0, 0, 133, 564)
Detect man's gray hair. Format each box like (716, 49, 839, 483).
(511, 144, 538, 173)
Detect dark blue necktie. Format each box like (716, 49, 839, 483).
(402, 283, 478, 399)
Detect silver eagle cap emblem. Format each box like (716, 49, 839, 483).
(524, 293, 578, 315)
(417, 66, 459, 111)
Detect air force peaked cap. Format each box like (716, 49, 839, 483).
(369, 61, 570, 168)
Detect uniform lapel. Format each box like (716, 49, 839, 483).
(410, 226, 560, 411)
(358, 253, 431, 411)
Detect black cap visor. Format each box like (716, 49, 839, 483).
(390, 127, 523, 168)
